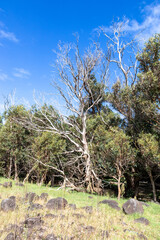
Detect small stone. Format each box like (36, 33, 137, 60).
(82, 206, 93, 214)
(99, 199, 121, 211)
(25, 192, 39, 203)
(24, 217, 43, 228)
(5, 224, 24, 235)
(26, 226, 45, 239)
(46, 197, 68, 210)
(9, 196, 16, 201)
(15, 182, 24, 187)
(3, 182, 12, 188)
(134, 217, 150, 225)
(137, 233, 148, 240)
(123, 199, 144, 215)
(4, 233, 15, 240)
(4, 233, 21, 240)
(40, 192, 48, 201)
(83, 225, 95, 234)
(28, 203, 43, 211)
(1, 198, 16, 212)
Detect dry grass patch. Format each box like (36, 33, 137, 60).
(0, 178, 159, 239)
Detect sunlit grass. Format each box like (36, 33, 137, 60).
(0, 177, 160, 239)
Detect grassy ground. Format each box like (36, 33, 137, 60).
(0, 177, 160, 240)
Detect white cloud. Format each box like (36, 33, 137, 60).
(0, 72, 8, 81)
(0, 15, 18, 43)
(0, 29, 18, 42)
(13, 68, 31, 79)
(102, 4, 160, 43)
(125, 4, 160, 42)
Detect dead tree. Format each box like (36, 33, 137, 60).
(16, 39, 108, 192)
(100, 21, 139, 124)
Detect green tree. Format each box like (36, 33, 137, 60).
(104, 127, 135, 200)
(0, 105, 33, 180)
(136, 34, 160, 133)
(137, 133, 160, 201)
(32, 131, 67, 185)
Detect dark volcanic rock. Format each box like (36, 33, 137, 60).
(4, 233, 21, 240)
(26, 226, 46, 239)
(9, 196, 16, 201)
(46, 197, 68, 210)
(124, 229, 137, 234)
(137, 233, 148, 240)
(123, 199, 144, 215)
(25, 192, 39, 203)
(5, 224, 24, 235)
(82, 225, 95, 234)
(134, 217, 150, 225)
(1, 198, 16, 212)
(3, 182, 12, 188)
(40, 193, 48, 201)
(15, 182, 24, 187)
(98, 199, 121, 211)
(24, 217, 44, 228)
(82, 206, 93, 214)
(45, 234, 57, 240)
(4, 233, 15, 240)
(28, 203, 43, 211)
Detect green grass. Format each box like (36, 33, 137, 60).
(0, 177, 160, 240)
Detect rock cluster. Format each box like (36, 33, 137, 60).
(1, 196, 16, 212)
(0, 181, 152, 240)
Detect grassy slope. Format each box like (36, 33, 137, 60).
(0, 177, 160, 240)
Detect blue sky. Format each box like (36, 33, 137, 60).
(0, 0, 160, 112)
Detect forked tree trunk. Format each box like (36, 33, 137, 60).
(23, 164, 37, 184)
(62, 177, 67, 189)
(82, 113, 92, 192)
(148, 169, 157, 202)
(39, 171, 47, 186)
